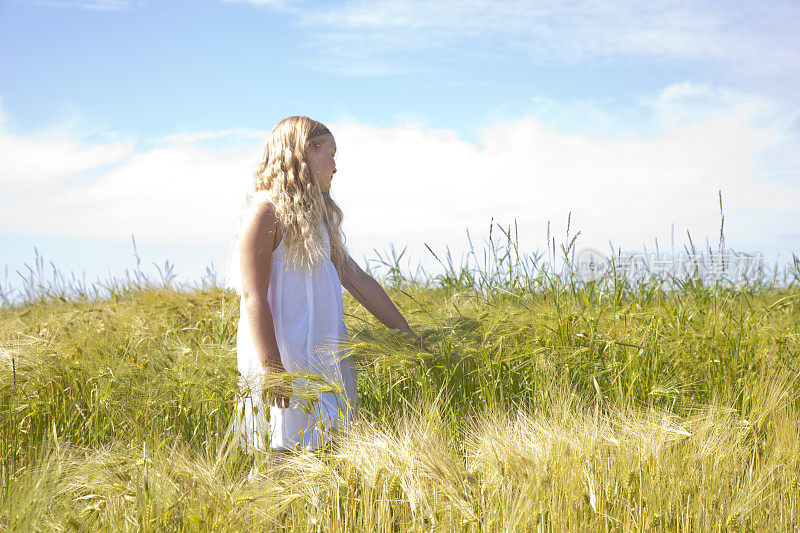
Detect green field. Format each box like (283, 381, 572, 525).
(2, 224, 799, 530)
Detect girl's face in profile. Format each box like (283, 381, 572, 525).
(307, 135, 337, 193)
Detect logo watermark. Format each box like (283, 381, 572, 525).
(575, 248, 766, 284)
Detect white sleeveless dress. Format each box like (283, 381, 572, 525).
(234, 226, 358, 452)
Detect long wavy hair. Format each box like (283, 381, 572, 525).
(252, 116, 352, 280)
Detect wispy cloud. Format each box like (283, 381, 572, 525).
(221, 0, 800, 80)
(0, 134, 133, 195)
(0, 100, 135, 196)
(21, 0, 139, 10)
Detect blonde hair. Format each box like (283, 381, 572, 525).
(253, 116, 352, 280)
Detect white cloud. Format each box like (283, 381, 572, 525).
(0, 83, 797, 285)
(222, 0, 800, 79)
(0, 141, 261, 245)
(0, 99, 259, 245)
(332, 92, 798, 259)
(644, 83, 800, 130)
(0, 132, 134, 195)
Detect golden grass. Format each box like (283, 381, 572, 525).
(2, 224, 799, 530)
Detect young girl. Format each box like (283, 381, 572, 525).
(233, 116, 423, 453)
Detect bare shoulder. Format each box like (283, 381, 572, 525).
(238, 196, 281, 298)
(240, 196, 280, 253)
(251, 195, 279, 220)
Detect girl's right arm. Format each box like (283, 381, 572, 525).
(239, 200, 289, 408)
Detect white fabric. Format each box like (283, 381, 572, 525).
(233, 222, 358, 452)
(223, 189, 260, 297)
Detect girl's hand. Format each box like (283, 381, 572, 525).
(262, 360, 291, 409)
(401, 330, 433, 354)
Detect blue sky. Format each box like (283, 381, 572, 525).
(1, 0, 799, 302)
